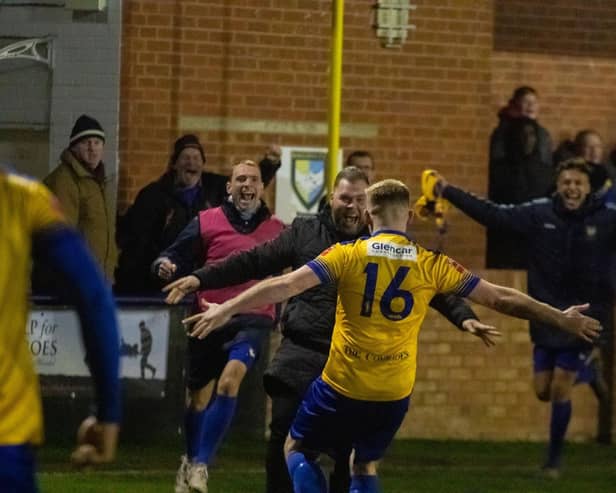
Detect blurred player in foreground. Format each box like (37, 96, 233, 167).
(0, 166, 121, 492)
(183, 179, 600, 493)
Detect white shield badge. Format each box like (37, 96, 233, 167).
(291, 151, 326, 210)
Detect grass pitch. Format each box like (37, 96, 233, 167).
(38, 437, 616, 492)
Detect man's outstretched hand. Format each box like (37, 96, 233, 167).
(461, 319, 501, 347)
(421, 169, 447, 200)
(561, 303, 602, 343)
(182, 300, 231, 340)
(163, 275, 200, 304)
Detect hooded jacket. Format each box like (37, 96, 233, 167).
(44, 149, 117, 281)
(115, 170, 227, 293)
(487, 116, 554, 269)
(443, 185, 616, 349)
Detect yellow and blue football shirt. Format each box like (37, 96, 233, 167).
(0, 171, 64, 445)
(307, 229, 479, 401)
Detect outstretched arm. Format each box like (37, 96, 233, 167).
(429, 293, 500, 347)
(442, 185, 536, 234)
(163, 226, 294, 304)
(429, 293, 476, 329)
(152, 217, 202, 280)
(33, 226, 120, 464)
(183, 265, 320, 339)
(466, 279, 601, 342)
(423, 170, 536, 234)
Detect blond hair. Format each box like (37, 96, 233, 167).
(230, 159, 261, 180)
(366, 179, 410, 220)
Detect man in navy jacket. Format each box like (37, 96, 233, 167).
(427, 158, 615, 477)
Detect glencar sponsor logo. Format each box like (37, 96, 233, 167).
(368, 241, 417, 261)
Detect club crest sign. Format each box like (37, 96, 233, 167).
(275, 146, 343, 224)
(291, 152, 326, 210)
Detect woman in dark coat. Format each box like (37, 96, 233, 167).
(487, 86, 553, 269)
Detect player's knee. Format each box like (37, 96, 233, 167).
(550, 384, 571, 402)
(283, 435, 300, 458)
(534, 379, 551, 401)
(550, 371, 575, 401)
(216, 374, 241, 397)
(188, 388, 211, 411)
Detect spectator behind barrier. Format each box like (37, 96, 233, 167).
(554, 130, 616, 202)
(115, 134, 227, 295)
(487, 87, 553, 269)
(43, 114, 117, 282)
(574, 130, 616, 197)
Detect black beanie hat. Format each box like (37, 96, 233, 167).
(170, 134, 206, 166)
(69, 114, 105, 146)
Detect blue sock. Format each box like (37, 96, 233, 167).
(286, 451, 327, 493)
(350, 474, 380, 493)
(546, 400, 572, 468)
(197, 395, 237, 464)
(184, 407, 207, 461)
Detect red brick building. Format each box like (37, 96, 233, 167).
(118, 0, 616, 441)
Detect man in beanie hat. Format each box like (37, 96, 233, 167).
(43, 114, 117, 282)
(115, 134, 227, 294)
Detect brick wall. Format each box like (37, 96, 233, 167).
(399, 270, 598, 441)
(119, 0, 494, 270)
(492, 0, 616, 165)
(119, 0, 606, 441)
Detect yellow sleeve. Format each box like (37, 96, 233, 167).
(27, 180, 66, 233)
(306, 242, 349, 284)
(425, 252, 480, 297)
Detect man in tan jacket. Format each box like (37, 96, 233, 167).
(44, 115, 117, 281)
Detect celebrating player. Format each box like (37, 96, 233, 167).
(183, 178, 599, 493)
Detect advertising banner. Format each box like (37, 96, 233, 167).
(27, 307, 170, 397)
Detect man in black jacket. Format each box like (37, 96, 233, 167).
(164, 166, 497, 493)
(115, 134, 227, 294)
(425, 158, 616, 477)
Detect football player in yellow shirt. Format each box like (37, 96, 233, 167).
(183, 178, 600, 493)
(0, 167, 120, 492)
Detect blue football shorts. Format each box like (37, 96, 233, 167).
(0, 445, 38, 493)
(289, 377, 410, 463)
(533, 345, 589, 374)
